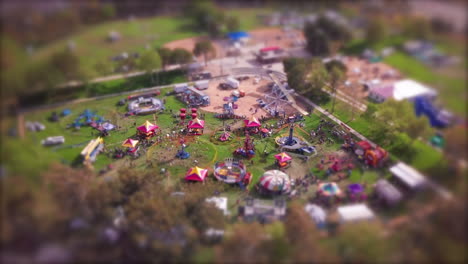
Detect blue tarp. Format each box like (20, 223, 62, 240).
(227, 31, 250, 41)
(62, 109, 71, 116)
(413, 96, 450, 128)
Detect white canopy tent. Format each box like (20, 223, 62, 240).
(337, 204, 375, 223)
(304, 204, 327, 225)
(389, 162, 427, 189)
(393, 79, 437, 101)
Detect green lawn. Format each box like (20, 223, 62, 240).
(30, 8, 268, 78)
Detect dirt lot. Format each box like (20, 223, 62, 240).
(340, 57, 402, 100)
(163, 36, 224, 59)
(200, 77, 298, 118)
(248, 27, 305, 49)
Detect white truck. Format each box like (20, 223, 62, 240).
(226, 77, 240, 89)
(195, 80, 209, 90)
(174, 83, 188, 93)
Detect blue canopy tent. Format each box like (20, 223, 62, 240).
(227, 31, 250, 42)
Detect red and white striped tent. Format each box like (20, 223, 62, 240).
(258, 170, 291, 194)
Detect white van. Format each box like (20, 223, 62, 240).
(226, 77, 240, 89)
(195, 80, 209, 90)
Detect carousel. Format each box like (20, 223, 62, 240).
(244, 116, 261, 134)
(187, 118, 205, 135)
(274, 152, 292, 168)
(316, 182, 344, 206)
(185, 166, 208, 182)
(256, 170, 292, 196)
(137, 120, 159, 139)
(213, 158, 252, 188)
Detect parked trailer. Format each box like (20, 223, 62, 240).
(195, 80, 210, 90)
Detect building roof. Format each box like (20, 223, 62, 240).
(337, 204, 375, 222)
(260, 46, 281, 53)
(393, 79, 437, 101)
(389, 162, 427, 189)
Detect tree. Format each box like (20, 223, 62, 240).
(137, 51, 162, 84)
(170, 48, 193, 65)
(304, 23, 330, 56)
(226, 16, 240, 32)
(327, 66, 345, 114)
(284, 203, 338, 263)
(366, 17, 387, 47)
(157, 47, 173, 69)
(402, 16, 432, 40)
(101, 3, 116, 19)
(193, 39, 216, 66)
(334, 221, 396, 263)
(49, 48, 81, 80)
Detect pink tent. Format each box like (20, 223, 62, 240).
(188, 118, 205, 129)
(185, 166, 208, 182)
(274, 152, 292, 163)
(244, 116, 261, 127)
(137, 120, 159, 133)
(122, 138, 139, 148)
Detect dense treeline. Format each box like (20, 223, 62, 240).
(1, 162, 466, 262)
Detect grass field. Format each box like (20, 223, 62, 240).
(317, 99, 443, 172)
(3, 85, 390, 204)
(383, 52, 466, 115)
(30, 8, 269, 77)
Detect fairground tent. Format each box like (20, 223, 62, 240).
(122, 138, 139, 148)
(274, 152, 292, 163)
(137, 120, 159, 133)
(187, 118, 205, 129)
(244, 116, 261, 127)
(185, 166, 208, 182)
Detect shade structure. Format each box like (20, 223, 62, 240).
(188, 118, 205, 129)
(348, 183, 365, 194)
(137, 120, 159, 133)
(185, 166, 208, 182)
(244, 116, 261, 127)
(317, 182, 342, 197)
(227, 31, 250, 41)
(259, 170, 291, 194)
(274, 152, 292, 163)
(122, 138, 139, 148)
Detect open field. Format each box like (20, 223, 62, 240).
(29, 8, 270, 77)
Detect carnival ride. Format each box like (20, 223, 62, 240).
(275, 124, 316, 156)
(128, 96, 164, 115)
(233, 134, 256, 159)
(256, 170, 292, 196)
(213, 158, 252, 188)
(80, 137, 104, 167)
